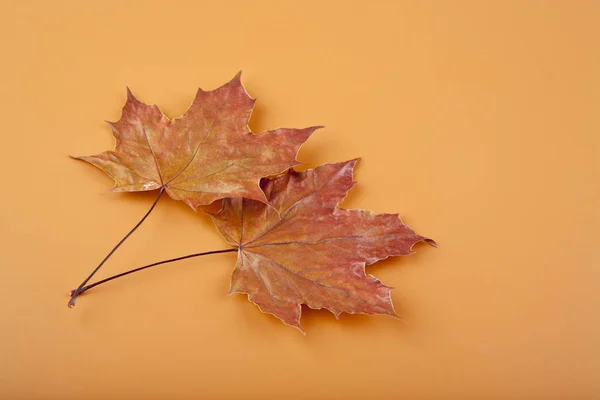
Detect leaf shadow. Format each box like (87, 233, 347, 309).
(338, 180, 365, 210)
(248, 100, 269, 134)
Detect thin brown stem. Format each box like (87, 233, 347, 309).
(68, 187, 165, 308)
(70, 248, 237, 296)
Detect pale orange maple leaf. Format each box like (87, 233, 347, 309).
(74, 72, 318, 209)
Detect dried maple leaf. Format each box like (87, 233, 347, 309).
(74, 72, 317, 209)
(209, 160, 436, 333)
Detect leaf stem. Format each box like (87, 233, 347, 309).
(70, 248, 237, 296)
(68, 187, 166, 308)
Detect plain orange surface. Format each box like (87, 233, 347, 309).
(1, 1, 599, 399)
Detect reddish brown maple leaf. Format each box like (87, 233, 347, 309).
(74, 72, 317, 209)
(209, 160, 436, 333)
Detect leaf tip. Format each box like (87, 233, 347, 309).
(391, 313, 405, 323)
(337, 158, 360, 171)
(424, 238, 438, 248)
(302, 125, 324, 140)
(69, 154, 87, 162)
(229, 70, 245, 88)
(230, 69, 255, 102)
(343, 158, 361, 177)
(125, 86, 137, 101)
(286, 320, 306, 335)
(381, 303, 402, 321)
(418, 236, 440, 250)
(180, 198, 200, 212)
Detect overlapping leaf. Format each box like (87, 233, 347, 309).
(209, 160, 435, 332)
(74, 72, 317, 209)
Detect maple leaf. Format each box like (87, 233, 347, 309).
(74, 72, 318, 209)
(209, 160, 436, 333)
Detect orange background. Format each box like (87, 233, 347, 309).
(1, 1, 599, 399)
